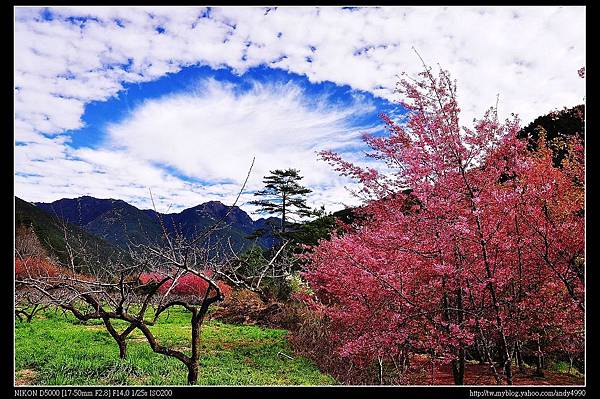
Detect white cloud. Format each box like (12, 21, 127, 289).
(14, 6, 586, 214)
(15, 77, 374, 214)
(101, 78, 374, 212)
(106, 80, 368, 178)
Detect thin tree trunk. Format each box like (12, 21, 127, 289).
(451, 288, 465, 385)
(535, 338, 544, 377)
(499, 338, 514, 384)
(189, 309, 201, 385)
(281, 194, 286, 234)
(475, 338, 486, 365)
(452, 349, 465, 385)
(457, 288, 465, 384)
(568, 356, 573, 374)
(482, 246, 513, 385)
(118, 340, 127, 359)
(515, 341, 524, 372)
(186, 294, 213, 385)
(476, 323, 502, 384)
(466, 281, 501, 384)
(430, 350, 435, 385)
(103, 317, 127, 359)
(460, 164, 513, 384)
(103, 317, 136, 360)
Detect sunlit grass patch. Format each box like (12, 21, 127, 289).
(15, 307, 335, 386)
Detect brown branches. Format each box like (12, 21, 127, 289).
(16, 160, 259, 385)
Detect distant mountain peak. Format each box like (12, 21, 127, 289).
(33, 196, 277, 251)
(190, 200, 228, 211)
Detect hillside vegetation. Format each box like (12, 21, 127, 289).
(15, 197, 123, 273)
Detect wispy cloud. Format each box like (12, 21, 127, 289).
(110, 80, 369, 173)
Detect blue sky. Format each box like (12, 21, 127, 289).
(14, 6, 585, 215)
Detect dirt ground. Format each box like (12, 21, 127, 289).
(405, 356, 584, 385)
(15, 369, 37, 385)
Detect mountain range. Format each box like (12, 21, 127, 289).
(20, 196, 280, 255)
(15, 197, 124, 273)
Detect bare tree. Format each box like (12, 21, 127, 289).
(15, 160, 257, 385)
(15, 225, 47, 259)
(15, 289, 48, 323)
(213, 238, 293, 301)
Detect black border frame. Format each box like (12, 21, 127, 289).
(6, 2, 591, 398)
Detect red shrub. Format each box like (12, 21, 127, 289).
(139, 271, 232, 298)
(15, 257, 61, 279)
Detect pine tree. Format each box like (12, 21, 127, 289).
(250, 168, 312, 234)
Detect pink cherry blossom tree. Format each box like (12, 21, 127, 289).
(302, 63, 584, 385)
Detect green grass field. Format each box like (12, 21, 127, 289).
(15, 307, 336, 386)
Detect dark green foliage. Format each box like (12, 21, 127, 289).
(285, 207, 339, 247)
(517, 104, 584, 166)
(331, 207, 360, 225)
(261, 277, 294, 302)
(231, 245, 293, 301)
(237, 246, 269, 277)
(250, 169, 312, 234)
(251, 208, 351, 301)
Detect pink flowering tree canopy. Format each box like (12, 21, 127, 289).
(302, 65, 584, 385)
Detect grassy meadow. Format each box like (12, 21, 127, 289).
(15, 307, 336, 386)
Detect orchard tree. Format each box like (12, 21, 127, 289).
(301, 62, 584, 385)
(15, 256, 56, 323)
(17, 235, 229, 383)
(250, 168, 312, 234)
(16, 161, 255, 385)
